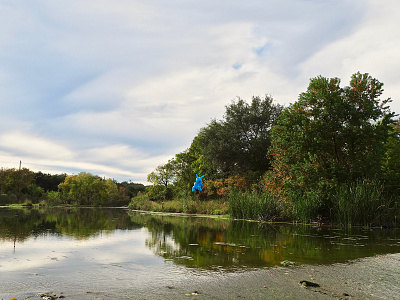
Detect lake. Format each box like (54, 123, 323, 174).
(1, 207, 400, 299)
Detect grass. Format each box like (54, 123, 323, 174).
(331, 179, 398, 227)
(289, 189, 324, 224)
(228, 190, 290, 221)
(129, 194, 228, 215)
(128, 181, 400, 227)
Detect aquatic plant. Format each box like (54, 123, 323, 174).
(332, 179, 397, 227)
(228, 190, 288, 221)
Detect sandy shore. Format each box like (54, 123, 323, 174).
(12, 253, 400, 300)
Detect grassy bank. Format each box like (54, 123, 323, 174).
(128, 194, 228, 215)
(228, 180, 400, 227)
(130, 180, 400, 227)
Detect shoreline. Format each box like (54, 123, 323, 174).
(138, 253, 400, 300)
(4, 253, 400, 300)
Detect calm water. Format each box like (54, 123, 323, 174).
(1, 207, 400, 298)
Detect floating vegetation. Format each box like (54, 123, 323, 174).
(280, 260, 297, 267)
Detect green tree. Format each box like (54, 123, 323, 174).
(197, 95, 283, 182)
(117, 181, 147, 198)
(0, 168, 35, 194)
(58, 172, 120, 206)
(145, 95, 283, 200)
(266, 72, 395, 200)
(146, 162, 175, 200)
(35, 172, 67, 192)
(382, 119, 400, 194)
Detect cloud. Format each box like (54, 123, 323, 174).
(0, 131, 75, 160)
(0, 131, 164, 183)
(0, 0, 398, 183)
(298, 0, 400, 114)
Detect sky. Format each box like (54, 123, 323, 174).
(0, 0, 399, 184)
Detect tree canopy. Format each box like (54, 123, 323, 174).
(145, 95, 284, 200)
(197, 95, 283, 181)
(265, 72, 396, 198)
(58, 172, 120, 206)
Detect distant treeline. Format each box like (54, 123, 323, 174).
(0, 168, 146, 206)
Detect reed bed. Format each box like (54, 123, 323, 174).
(228, 190, 289, 221)
(331, 180, 398, 227)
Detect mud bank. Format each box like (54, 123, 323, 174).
(3, 253, 400, 300)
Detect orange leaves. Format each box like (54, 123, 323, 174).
(203, 176, 247, 198)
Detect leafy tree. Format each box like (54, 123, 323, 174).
(382, 119, 400, 194)
(145, 95, 283, 200)
(35, 172, 67, 192)
(169, 137, 213, 192)
(197, 95, 283, 182)
(117, 181, 147, 198)
(146, 162, 175, 200)
(0, 168, 35, 194)
(266, 72, 395, 200)
(58, 172, 120, 206)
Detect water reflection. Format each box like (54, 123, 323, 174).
(1, 207, 400, 272)
(131, 212, 400, 270)
(0, 207, 141, 242)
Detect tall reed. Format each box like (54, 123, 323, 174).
(332, 179, 397, 227)
(228, 190, 287, 221)
(290, 189, 323, 224)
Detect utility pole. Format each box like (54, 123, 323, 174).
(17, 160, 22, 201)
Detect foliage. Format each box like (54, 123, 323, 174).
(331, 179, 397, 227)
(58, 172, 121, 206)
(34, 171, 67, 192)
(203, 175, 247, 198)
(117, 181, 146, 198)
(146, 161, 175, 200)
(129, 194, 228, 215)
(382, 119, 400, 195)
(0, 168, 35, 194)
(196, 95, 283, 181)
(266, 73, 395, 205)
(145, 95, 283, 201)
(0, 167, 146, 207)
(228, 190, 290, 221)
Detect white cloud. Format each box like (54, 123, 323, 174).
(0, 0, 398, 183)
(0, 131, 75, 160)
(298, 0, 400, 114)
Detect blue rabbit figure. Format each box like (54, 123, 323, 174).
(192, 174, 204, 192)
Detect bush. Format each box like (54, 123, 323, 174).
(129, 194, 153, 211)
(46, 191, 63, 205)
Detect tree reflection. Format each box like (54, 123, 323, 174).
(128, 212, 400, 271)
(2, 208, 400, 272)
(0, 207, 142, 242)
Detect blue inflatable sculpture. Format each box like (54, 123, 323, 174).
(192, 174, 204, 192)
